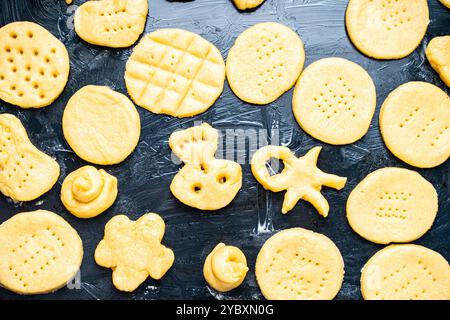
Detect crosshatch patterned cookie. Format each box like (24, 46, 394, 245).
(251, 146, 347, 216)
(0, 21, 69, 108)
(426, 36, 450, 87)
(0, 210, 83, 295)
(347, 167, 438, 244)
(0, 114, 60, 202)
(74, 0, 148, 48)
(232, 0, 265, 10)
(380, 82, 450, 168)
(293, 58, 376, 145)
(125, 29, 225, 117)
(256, 228, 345, 300)
(226, 22, 305, 104)
(346, 0, 429, 59)
(361, 244, 450, 300)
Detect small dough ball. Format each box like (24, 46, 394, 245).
(232, 0, 265, 10)
(426, 36, 450, 87)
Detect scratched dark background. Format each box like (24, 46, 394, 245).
(0, 0, 448, 300)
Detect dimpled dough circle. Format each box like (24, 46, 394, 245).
(226, 22, 305, 104)
(255, 228, 344, 300)
(346, 0, 429, 59)
(380, 82, 450, 168)
(0, 22, 69, 108)
(361, 245, 450, 300)
(347, 168, 438, 244)
(63, 85, 140, 165)
(0, 210, 83, 295)
(293, 58, 376, 145)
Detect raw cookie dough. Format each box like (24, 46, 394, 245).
(74, 0, 148, 48)
(293, 58, 376, 145)
(256, 228, 344, 300)
(0, 114, 60, 202)
(95, 213, 174, 292)
(347, 167, 438, 244)
(361, 244, 450, 300)
(232, 0, 265, 10)
(438, 0, 450, 8)
(251, 146, 347, 215)
(226, 22, 305, 104)
(61, 166, 118, 219)
(169, 123, 242, 210)
(426, 36, 450, 87)
(125, 29, 225, 117)
(346, 0, 429, 59)
(203, 243, 248, 292)
(380, 81, 450, 168)
(0, 21, 70, 108)
(0, 210, 83, 295)
(62, 85, 141, 165)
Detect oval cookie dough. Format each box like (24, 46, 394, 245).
(361, 244, 450, 300)
(62, 85, 141, 165)
(347, 167, 438, 244)
(426, 36, 450, 87)
(293, 58, 376, 145)
(0, 21, 70, 108)
(0, 210, 83, 295)
(255, 228, 344, 300)
(226, 22, 305, 104)
(346, 0, 429, 59)
(380, 81, 450, 168)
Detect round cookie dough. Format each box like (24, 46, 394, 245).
(0, 210, 83, 295)
(346, 0, 429, 59)
(380, 81, 450, 168)
(347, 167, 438, 244)
(292, 58, 376, 145)
(361, 244, 450, 300)
(0, 21, 70, 108)
(226, 22, 305, 104)
(255, 228, 344, 300)
(62, 85, 141, 165)
(426, 36, 450, 87)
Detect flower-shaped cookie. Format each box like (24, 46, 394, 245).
(95, 213, 174, 292)
(251, 146, 347, 216)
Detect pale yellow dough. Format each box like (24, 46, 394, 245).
(347, 168, 438, 244)
(380, 82, 450, 168)
(232, 0, 265, 10)
(346, 0, 429, 59)
(203, 243, 248, 292)
(95, 213, 174, 292)
(0, 22, 69, 108)
(0, 114, 60, 201)
(256, 228, 344, 300)
(74, 0, 148, 48)
(226, 22, 305, 104)
(426, 36, 450, 87)
(293, 58, 376, 145)
(62, 85, 141, 165)
(0, 210, 83, 295)
(439, 0, 450, 8)
(251, 146, 347, 216)
(361, 244, 450, 300)
(61, 166, 118, 219)
(125, 29, 225, 117)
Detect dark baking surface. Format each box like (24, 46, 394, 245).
(0, 0, 449, 300)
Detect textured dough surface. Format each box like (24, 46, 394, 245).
(62, 85, 140, 165)
(125, 29, 225, 117)
(293, 58, 376, 145)
(361, 244, 450, 300)
(256, 228, 344, 300)
(95, 213, 174, 292)
(226, 22, 305, 104)
(0, 21, 69, 108)
(347, 167, 438, 244)
(426, 36, 450, 87)
(380, 82, 450, 168)
(74, 0, 148, 48)
(232, 0, 265, 10)
(0, 114, 60, 201)
(346, 0, 429, 59)
(61, 166, 118, 219)
(0, 210, 83, 295)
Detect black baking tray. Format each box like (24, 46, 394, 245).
(0, 0, 448, 300)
